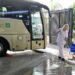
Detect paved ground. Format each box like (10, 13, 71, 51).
(0, 52, 71, 75)
(1, 51, 75, 75)
(0, 44, 75, 75)
(1, 38, 75, 75)
(6, 43, 75, 64)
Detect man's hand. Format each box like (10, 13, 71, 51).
(64, 37, 68, 41)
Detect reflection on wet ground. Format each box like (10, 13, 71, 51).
(0, 53, 75, 75)
(32, 54, 72, 75)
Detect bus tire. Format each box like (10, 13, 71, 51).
(0, 39, 10, 57)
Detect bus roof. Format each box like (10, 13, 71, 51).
(0, 0, 49, 10)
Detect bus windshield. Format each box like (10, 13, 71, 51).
(31, 10, 43, 39)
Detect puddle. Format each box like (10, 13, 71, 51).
(0, 53, 74, 75)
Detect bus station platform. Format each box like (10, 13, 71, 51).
(6, 43, 75, 64)
(0, 44, 75, 75)
(34, 44, 75, 64)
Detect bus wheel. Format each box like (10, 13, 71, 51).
(0, 41, 8, 57)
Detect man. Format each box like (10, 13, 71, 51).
(56, 24, 69, 61)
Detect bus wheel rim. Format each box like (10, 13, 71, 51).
(0, 43, 3, 51)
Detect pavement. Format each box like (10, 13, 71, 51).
(1, 44, 75, 75)
(5, 42, 75, 64)
(33, 44, 75, 64)
(0, 52, 73, 75)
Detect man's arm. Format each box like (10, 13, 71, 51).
(56, 28, 61, 34)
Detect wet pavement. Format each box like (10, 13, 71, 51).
(0, 51, 75, 75)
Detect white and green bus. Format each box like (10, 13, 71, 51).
(0, 0, 50, 56)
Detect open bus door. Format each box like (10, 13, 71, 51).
(31, 7, 50, 50)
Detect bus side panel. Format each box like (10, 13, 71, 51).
(0, 18, 31, 51)
(12, 34, 30, 51)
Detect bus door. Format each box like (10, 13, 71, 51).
(31, 10, 45, 49)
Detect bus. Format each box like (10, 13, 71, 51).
(0, 0, 50, 56)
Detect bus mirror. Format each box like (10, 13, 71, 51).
(2, 7, 7, 12)
(0, 7, 7, 16)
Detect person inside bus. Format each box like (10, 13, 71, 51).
(56, 24, 69, 61)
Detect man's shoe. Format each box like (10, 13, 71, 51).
(58, 56, 62, 59)
(61, 58, 65, 61)
(58, 56, 65, 61)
